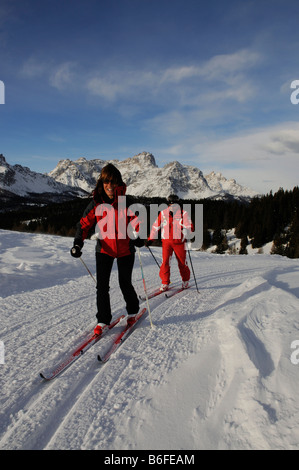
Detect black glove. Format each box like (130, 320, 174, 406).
(70, 245, 82, 258)
(144, 239, 153, 247)
(133, 237, 145, 248)
(70, 239, 83, 258)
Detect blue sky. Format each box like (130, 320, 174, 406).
(1, 0, 299, 194)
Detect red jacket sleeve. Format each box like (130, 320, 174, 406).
(75, 200, 96, 243)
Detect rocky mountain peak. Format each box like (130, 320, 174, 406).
(122, 152, 157, 168)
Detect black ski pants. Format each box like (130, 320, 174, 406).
(95, 252, 139, 325)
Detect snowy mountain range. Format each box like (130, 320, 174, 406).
(0, 154, 85, 201)
(49, 152, 257, 200)
(0, 152, 257, 205)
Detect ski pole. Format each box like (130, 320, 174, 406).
(137, 247, 154, 328)
(147, 245, 160, 269)
(187, 249, 199, 293)
(79, 256, 97, 285)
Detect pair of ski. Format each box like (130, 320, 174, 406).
(40, 283, 190, 381)
(40, 308, 147, 381)
(139, 283, 190, 301)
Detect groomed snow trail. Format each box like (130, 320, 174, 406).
(0, 230, 299, 449)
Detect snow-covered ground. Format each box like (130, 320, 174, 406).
(1, 229, 299, 450)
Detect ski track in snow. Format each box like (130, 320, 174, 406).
(1, 229, 299, 449)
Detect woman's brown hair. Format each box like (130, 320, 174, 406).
(93, 163, 124, 202)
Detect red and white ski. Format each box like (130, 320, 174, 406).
(98, 308, 147, 363)
(140, 283, 191, 301)
(139, 286, 175, 301)
(40, 314, 125, 381)
(165, 284, 191, 298)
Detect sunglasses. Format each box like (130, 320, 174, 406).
(102, 178, 117, 185)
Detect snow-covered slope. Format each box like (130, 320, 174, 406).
(0, 229, 299, 450)
(49, 152, 257, 200)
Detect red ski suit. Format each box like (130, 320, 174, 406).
(149, 206, 194, 285)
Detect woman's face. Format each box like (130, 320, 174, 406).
(103, 179, 117, 199)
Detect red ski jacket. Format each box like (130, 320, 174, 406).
(149, 206, 194, 245)
(75, 185, 140, 258)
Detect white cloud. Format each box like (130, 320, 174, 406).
(20, 57, 49, 78)
(160, 65, 200, 83)
(86, 69, 160, 102)
(86, 76, 127, 101)
(151, 122, 299, 195)
(262, 128, 299, 154)
(189, 122, 299, 193)
(84, 48, 261, 107)
(49, 62, 77, 90)
(199, 49, 261, 80)
(159, 49, 260, 85)
(19, 48, 261, 114)
(20, 58, 77, 91)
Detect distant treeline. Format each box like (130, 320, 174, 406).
(0, 186, 299, 258)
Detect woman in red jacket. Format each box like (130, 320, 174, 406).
(147, 197, 194, 291)
(71, 163, 143, 334)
